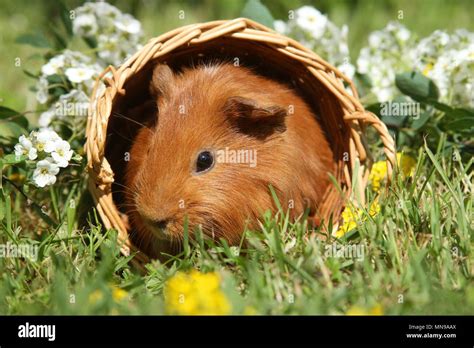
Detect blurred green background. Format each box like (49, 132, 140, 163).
(1, 0, 473, 114)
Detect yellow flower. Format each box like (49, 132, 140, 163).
(243, 306, 258, 315)
(397, 153, 416, 177)
(111, 287, 128, 302)
(88, 290, 103, 304)
(369, 152, 416, 192)
(164, 270, 231, 315)
(422, 62, 434, 76)
(368, 160, 388, 193)
(335, 201, 380, 238)
(346, 304, 383, 315)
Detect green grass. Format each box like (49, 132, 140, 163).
(0, 139, 472, 315)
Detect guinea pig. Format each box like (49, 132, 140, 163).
(124, 62, 335, 258)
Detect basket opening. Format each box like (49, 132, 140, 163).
(105, 37, 349, 225)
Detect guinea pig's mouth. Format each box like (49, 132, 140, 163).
(141, 217, 171, 240)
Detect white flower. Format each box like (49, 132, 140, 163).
(65, 66, 96, 83)
(368, 32, 384, 47)
(71, 2, 143, 67)
(34, 128, 60, 153)
(279, 6, 352, 80)
(97, 34, 125, 66)
(62, 49, 92, 65)
(14, 135, 37, 160)
(413, 30, 451, 72)
(36, 76, 49, 104)
(36, 49, 98, 107)
(396, 27, 410, 42)
(55, 89, 90, 117)
(356, 48, 370, 74)
(33, 158, 59, 188)
(295, 6, 328, 38)
(430, 45, 474, 106)
(38, 110, 55, 127)
(375, 87, 394, 103)
(452, 29, 474, 47)
(274, 20, 288, 34)
(73, 13, 98, 37)
(356, 21, 416, 102)
(115, 14, 141, 35)
(41, 55, 65, 76)
(90, 2, 121, 18)
(414, 30, 474, 107)
(50, 139, 73, 168)
(338, 62, 355, 79)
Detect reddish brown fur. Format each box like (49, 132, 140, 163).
(124, 63, 334, 258)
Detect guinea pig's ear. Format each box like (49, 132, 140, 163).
(150, 64, 174, 97)
(223, 96, 287, 139)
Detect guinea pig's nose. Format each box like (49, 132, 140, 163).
(153, 219, 169, 230)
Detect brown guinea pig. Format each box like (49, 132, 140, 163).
(124, 62, 335, 258)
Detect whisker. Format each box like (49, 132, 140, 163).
(111, 111, 154, 133)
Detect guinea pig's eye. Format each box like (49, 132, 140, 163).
(195, 150, 214, 173)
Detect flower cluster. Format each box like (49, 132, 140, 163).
(36, 50, 102, 127)
(88, 285, 128, 305)
(36, 50, 101, 104)
(369, 152, 417, 192)
(36, 3, 143, 129)
(164, 270, 231, 315)
(335, 201, 380, 238)
(357, 21, 416, 102)
(335, 152, 416, 237)
(413, 29, 474, 107)
(274, 6, 355, 79)
(72, 1, 143, 67)
(357, 23, 474, 106)
(14, 129, 74, 188)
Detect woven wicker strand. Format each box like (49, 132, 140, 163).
(85, 18, 396, 267)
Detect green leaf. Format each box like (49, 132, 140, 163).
(22, 69, 40, 79)
(72, 153, 83, 162)
(241, 0, 275, 28)
(431, 101, 474, 120)
(49, 23, 68, 49)
(46, 74, 64, 85)
(441, 117, 474, 132)
(0, 106, 29, 129)
(27, 53, 44, 61)
(429, 101, 474, 133)
(411, 111, 431, 131)
(395, 72, 439, 102)
(15, 33, 51, 48)
(0, 121, 27, 141)
(0, 190, 5, 221)
(1, 154, 27, 165)
(84, 36, 98, 49)
(58, 0, 73, 37)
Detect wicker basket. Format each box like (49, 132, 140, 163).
(85, 18, 396, 266)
